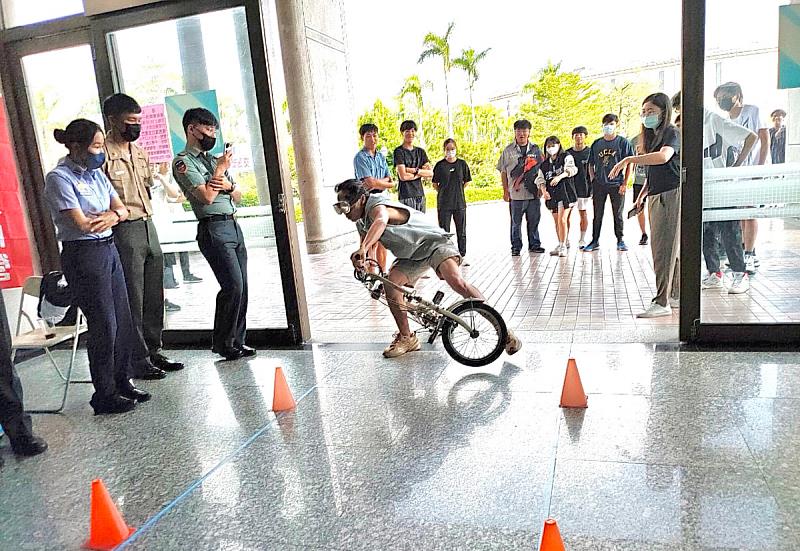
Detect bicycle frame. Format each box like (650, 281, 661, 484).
(357, 270, 479, 335)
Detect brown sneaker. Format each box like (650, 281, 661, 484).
(505, 330, 522, 355)
(383, 333, 421, 358)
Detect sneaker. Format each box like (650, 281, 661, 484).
(729, 272, 750, 294)
(669, 297, 680, 308)
(745, 254, 756, 274)
(550, 246, 561, 256)
(578, 239, 586, 249)
(529, 246, 546, 254)
(753, 253, 760, 267)
(582, 242, 599, 252)
(565, 240, 571, 249)
(165, 299, 182, 312)
(383, 333, 421, 358)
(558, 245, 567, 257)
(183, 274, 203, 283)
(511, 250, 521, 257)
(639, 233, 649, 246)
(701, 272, 724, 289)
(636, 302, 672, 318)
(617, 241, 628, 252)
(505, 330, 522, 355)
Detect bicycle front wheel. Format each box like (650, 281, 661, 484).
(441, 301, 508, 367)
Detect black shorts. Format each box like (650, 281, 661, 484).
(633, 184, 647, 204)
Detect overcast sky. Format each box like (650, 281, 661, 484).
(343, 0, 785, 113)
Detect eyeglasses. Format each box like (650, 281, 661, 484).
(640, 109, 661, 117)
(333, 200, 355, 215)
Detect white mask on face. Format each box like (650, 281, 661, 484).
(445, 150, 456, 160)
(546, 146, 559, 156)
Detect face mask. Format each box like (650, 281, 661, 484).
(602, 124, 616, 136)
(445, 150, 456, 160)
(194, 129, 217, 151)
(121, 123, 141, 142)
(717, 97, 734, 112)
(642, 114, 661, 129)
(85, 151, 106, 170)
(546, 146, 560, 156)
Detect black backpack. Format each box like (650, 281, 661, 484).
(37, 271, 78, 326)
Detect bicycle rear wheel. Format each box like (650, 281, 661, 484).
(441, 301, 508, 367)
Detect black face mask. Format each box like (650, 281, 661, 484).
(121, 123, 141, 142)
(193, 130, 217, 152)
(717, 97, 734, 112)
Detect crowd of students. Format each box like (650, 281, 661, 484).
(351, 81, 788, 320)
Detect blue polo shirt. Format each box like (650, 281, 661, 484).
(45, 157, 118, 241)
(354, 148, 390, 181)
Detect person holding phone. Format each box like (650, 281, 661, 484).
(172, 108, 254, 361)
(45, 119, 151, 414)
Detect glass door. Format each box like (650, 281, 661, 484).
(92, 2, 303, 345)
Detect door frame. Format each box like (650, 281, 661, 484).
(0, 0, 305, 346)
(680, 0, 800, 345)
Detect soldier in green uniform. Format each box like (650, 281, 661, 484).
(171, 108, 255, 361)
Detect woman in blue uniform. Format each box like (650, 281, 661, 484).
(45, 119, 150, 414)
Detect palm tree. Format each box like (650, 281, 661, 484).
(418, 21, 455, 134)
(453, 47, 491, 141)
(398, 75, 432, 145)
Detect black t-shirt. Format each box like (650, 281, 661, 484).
(393, 146, 430, 199)
(432, 158, 471, 209)
(566, 146, 591, 197)
(645, 126, 681, 196)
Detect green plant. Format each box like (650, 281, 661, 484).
(418, 21, 456, 133)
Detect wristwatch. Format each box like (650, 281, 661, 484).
(112, 208, 125, 220)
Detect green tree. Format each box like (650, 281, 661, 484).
(452, 47, 491, 142)
(357, 99, 403, 158)
(519, 61, 607, 147)
(398, 75, 432, 146)
(418, 21, 455, 135)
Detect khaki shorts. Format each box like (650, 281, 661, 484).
(392, 244, 462, 284)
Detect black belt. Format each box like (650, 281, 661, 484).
(63, 236, 114, 247)
(118, 216, 150, 224)
(199, 214, 235, 223)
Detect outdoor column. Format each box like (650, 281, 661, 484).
(788, 0, 800, 162)
(275, 0, 357, 253)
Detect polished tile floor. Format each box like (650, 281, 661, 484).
(2, 343, 800, 550)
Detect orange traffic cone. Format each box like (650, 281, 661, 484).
(272, 366, 296, 411)
(559, 358, 588, 408)
(84, 479, 134, 550)
(538, 518, 565, 551)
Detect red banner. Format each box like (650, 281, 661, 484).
(0, 100, 34, 288)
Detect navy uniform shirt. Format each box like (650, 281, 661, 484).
(172, 146, 237, 219)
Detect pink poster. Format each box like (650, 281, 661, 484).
(136, 103, 173, 163)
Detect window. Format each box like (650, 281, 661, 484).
(0, 0, 82, 28)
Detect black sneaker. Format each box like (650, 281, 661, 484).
(165, 299, 181, 312)
(639, 233, 648, 246)
(528, 246, 546, 254)
(183, 274, 203, 283)
(511, 250, 521, 257)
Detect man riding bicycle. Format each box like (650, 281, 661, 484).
(334, 178, 521, 358)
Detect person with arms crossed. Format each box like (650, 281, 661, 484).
(172, 108, 255, 362)
(393, 120, 432, 212)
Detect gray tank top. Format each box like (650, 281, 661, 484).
(360, 194, 450, 261)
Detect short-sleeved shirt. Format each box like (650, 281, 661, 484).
(496, 141, 540, 201)
(589, 135, 635, 187)
(644, 126, 681, 196)
(629, 135, 648, 186)
(703, 109, 753, 168)
(566, 146, 591, 198)
(770, 126, 786, 164)
(103, 138, 153, 220)
(432, 158, 471, 210)
(172, 146, 237, 219)
(354, 148, 390, 195)
(393, 145, 429, 199)
(729, 104, 767, 167)
(44, 156, 119, 241)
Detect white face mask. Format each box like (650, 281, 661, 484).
(546, 146, 559, 156)
(445, 150, 457, 159)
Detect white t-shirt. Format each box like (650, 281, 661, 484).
(729, 104, 767, 167)
(703, 109, 754, 169)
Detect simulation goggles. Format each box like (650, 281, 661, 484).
(333, 200, 355, 215)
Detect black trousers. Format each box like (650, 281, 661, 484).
(113, 219, 164, 365)
(197, 218, 248, 350)
(438, 207, 467, 256)
(591, 185, 625, 243)
(0, 291, 33, 444)
(61, 239, 136, 401)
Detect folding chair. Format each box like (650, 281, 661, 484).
(11, 276, 90, 413)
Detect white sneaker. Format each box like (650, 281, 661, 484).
(636, 302, 673, 318)
(669, 297, 680, 308)
(550, 246, 561, 256)
(753, 254, 760, 267)
(565, 240, 571, 249)
(578, 239, 586, 249)
(745, 254, 756, 274)
(505, 330, 522, 355)
(558, 245, 567, 257)
(383, 333, 421, 358)
(729, 272, 750, 294)
(701, 272, 723, 289)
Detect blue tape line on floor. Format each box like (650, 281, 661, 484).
(116, 383, 319, 549)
